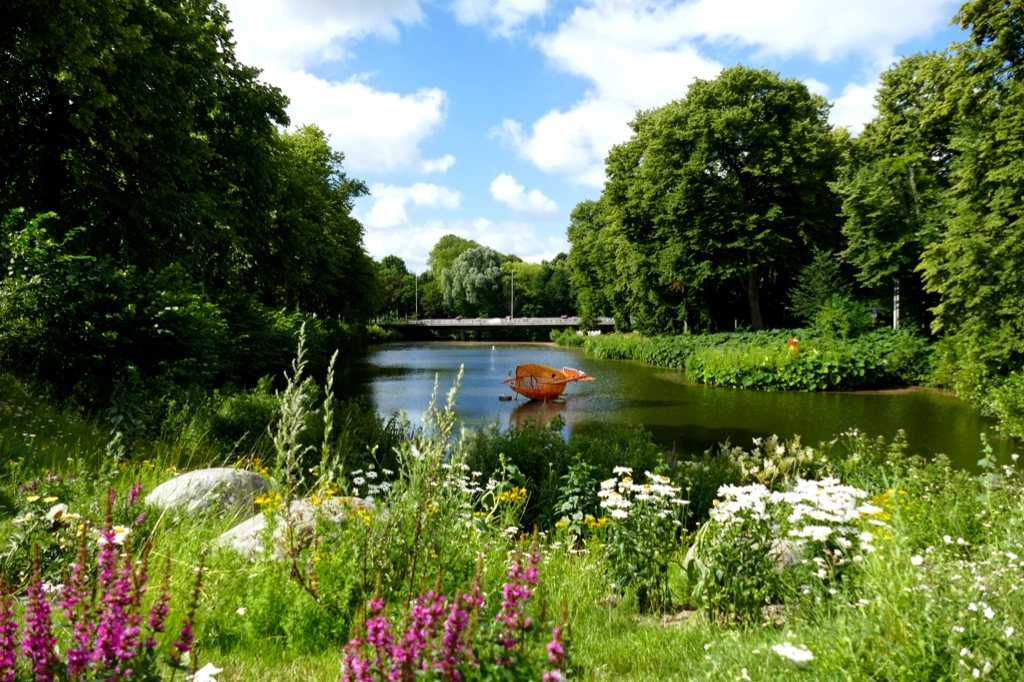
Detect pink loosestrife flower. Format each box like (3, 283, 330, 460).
(496, 547, 541, 659)
(21, 576, 57, 682)
(92, 526, 137, 670)
(128, 482, 144, 506)
(60, 550, 96, 677)
(0, 586, 19, 682)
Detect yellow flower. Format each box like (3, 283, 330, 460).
(43, 496, 58, 503)
(26, 495, 40, 503)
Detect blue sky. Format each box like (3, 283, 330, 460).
(221, 0, 970, 273)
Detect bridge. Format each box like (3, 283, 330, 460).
(378, 316, 616, 336)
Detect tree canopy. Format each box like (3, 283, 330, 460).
(441, 247, 506, 318)
(574, 66, 843, 332)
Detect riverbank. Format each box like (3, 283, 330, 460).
(555, 328, 932, 392)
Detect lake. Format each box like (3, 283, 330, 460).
(338, 342, 1020, 471)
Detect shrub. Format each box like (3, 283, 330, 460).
(987, 371, 1024, 441)
(687, 478, 879, 621)
(550, 328, 585, 347)
(598, 467, 688, 611)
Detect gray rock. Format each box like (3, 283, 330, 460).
(145, 468, 269, 516)
(216, 497, 374, 559)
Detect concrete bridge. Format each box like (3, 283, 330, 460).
(378, 316, 616, 338)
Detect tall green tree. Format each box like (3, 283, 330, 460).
(833, 53, 954, 325)
(918, 0, 1024, 370)
(2, 0, 289, 284)
(441, 247, 506, 317)
(427, 235, 481, 282)
(601, 66, 843, 330)
(253, 125, 380, 319)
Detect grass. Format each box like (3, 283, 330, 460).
(0, 368, 1022, 681)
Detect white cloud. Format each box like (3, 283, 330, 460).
(501, 0, 958, 185)
(225, 0, 425, 70)
(803, 78, 831, 97)
(489, 174, 561, 219)
(360, 183, 463, 229)
(677, 0, 956, 64)
(263, 67, 454, 175)
(830, 78, 881, 134)
(452, 0, 549, 35)
(222, 0, 455, 175)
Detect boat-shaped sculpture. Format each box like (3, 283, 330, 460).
(502, 364, 595, 401)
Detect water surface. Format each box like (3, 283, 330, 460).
(337, 342, 1019, 471)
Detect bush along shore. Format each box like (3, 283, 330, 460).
(1, 332, 1023, 682)
(554, 328, 933, 392)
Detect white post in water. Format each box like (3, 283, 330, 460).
(893, 278, 900, 330)
(415, 273, 418, 317)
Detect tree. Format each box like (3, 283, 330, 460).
(2, 0, 289, 284)
(254, 125, 381, 319)
(380, 255, 410, 277)
(378, 256, 414, 316)
(427, 235, 481, 283)
(441, 247, 506, 317)
(601, 66, 843, 330)
(917, 0, 1024, 370)
(833, 53, 953, 326)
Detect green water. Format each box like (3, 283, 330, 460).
(338, 342, 1020, 471)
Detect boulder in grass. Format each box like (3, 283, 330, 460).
(216, 496, 375, 559)
(145, 468, 270, 515)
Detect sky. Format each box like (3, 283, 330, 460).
(220, 0, 970, 274)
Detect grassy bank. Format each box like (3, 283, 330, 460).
(553, 328, 932, 391)
(1, 349, 1022, 681)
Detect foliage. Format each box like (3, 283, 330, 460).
(572, 66, 843, 332)
(597, 468, 688, 611)
(832, 53, 952, 325)
(339, 544, 570, 682)
(0, 497, 202, 682)
(986, 371, 1024, 441)
(811, 294, 873, 339)
(550, 329, 585, 347)
(918, 2, 1024, 372)
(581, 328, 932, 391)
(427, 235, 481, 284)
(788, 249, 852, 322)
(441, 247, 507, 318)
(687, 478, 878, 622)
(554, 455, 601, 546)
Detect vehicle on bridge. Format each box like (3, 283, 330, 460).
(502, 364, 595, 401)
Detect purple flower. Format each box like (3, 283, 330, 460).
(21, 574, 57, 681)
(60, 540, 95, 676)
(128, 482, 143, 507)
(0, 580, 20, 682)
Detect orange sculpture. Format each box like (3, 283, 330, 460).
(502, 364, 595, 401)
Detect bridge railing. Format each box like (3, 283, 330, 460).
(377, 316, 616, 327)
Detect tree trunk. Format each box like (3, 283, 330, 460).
(745, 252, 764, 331)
